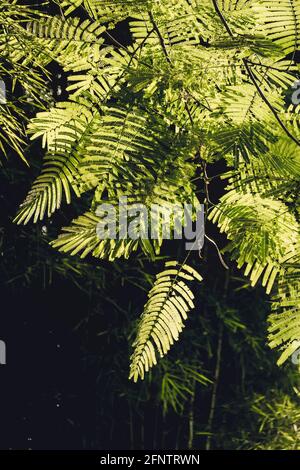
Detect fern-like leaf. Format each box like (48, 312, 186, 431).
(255, 0, 300, 55)
(209, 191, 299, 294)
(268, 243, 300, 365)
(129, 261, 202, 382)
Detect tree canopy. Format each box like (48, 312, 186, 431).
(1, 0, 300, 450)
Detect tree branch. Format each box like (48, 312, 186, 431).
(148, 11, 171, 64)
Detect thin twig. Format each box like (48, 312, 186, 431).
(188, 380, 196, 449)
(206, 322, 223, 450)
(205, 234, 229, 270)
(148, 11, 171, 64)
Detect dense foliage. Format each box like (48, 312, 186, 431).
(1, 0, 300, 450)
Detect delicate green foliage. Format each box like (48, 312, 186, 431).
(15, 99, 98, 223)
(209, 191, 299, 294)
(51, 210, 146, 261)
(8, 0, 300, 369)
(255, 0, 300, 56)
(0, 103, 27, 162)
(267, 242, 300, 365)
(25, 15, 106, 64)
(160, 360, 211, 414)
(0, 1, 50, 161)
(129, 261, 202, 382)
(16, 101, 198, 259)
(224, 136, 300, 198)
(251, 392, 300, 449)
(59, 0, 150, 22)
